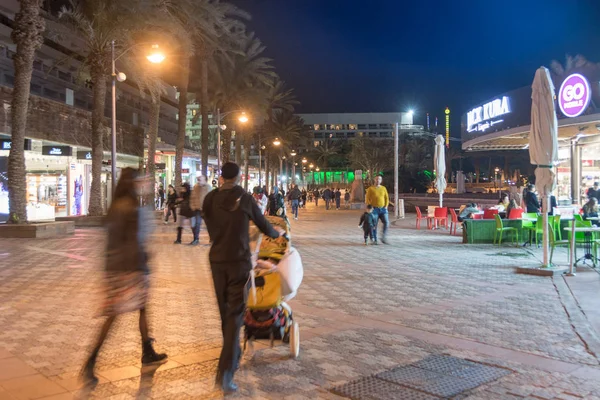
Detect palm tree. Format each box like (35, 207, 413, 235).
(8, 0, 45, 223)
(314, 139, 338, 185)
(59, 0, 143, 215)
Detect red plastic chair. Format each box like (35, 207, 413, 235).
(483, 208, 499, 220)
(472, 213, 483, 220)
(415, 206, 431, 230)
(508, 208, 524, 219)
(449, 208, 461, 235)
(432, 207, 448, 229)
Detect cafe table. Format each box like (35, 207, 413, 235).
(564, 224, 600, 272)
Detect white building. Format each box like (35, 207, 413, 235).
(297, 112, 424, 144)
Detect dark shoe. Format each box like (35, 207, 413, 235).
(174, 240, 181, 244)
(142, 339, 168, 366)
(190, 240, 199, 246)
(174, 227, 182, 244)
(81, 355, 99, 387)
(222, 381, 238, 394)
(381, 237, 389, 245)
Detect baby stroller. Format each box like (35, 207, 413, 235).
(245, 216, 303, 358)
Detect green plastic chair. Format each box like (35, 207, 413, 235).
(565, 219, 593, 261)
(549, 224, 571, 265)
(553, 215, 562, 241)
(494, 214, 519, 246)
(524, 215, 544, 247)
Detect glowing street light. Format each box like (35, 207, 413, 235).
(302, 158, 307, 164)
(315, 167, 320, 172)
(407, 109, 414, 116)
(290, 150, 297, 157)
(238, 112, 249, 123)
(309, 163, 314, 169)
(273, 137, 281, 146)
(146, 44, 166, 64)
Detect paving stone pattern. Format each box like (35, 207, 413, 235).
(1, 204, 600, 399)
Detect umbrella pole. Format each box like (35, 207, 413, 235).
(567, 214, 576, 276)
(439, 193, 442, 208)
(542, 195, 549, 268)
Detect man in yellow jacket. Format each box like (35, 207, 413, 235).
(365, 174, 390, 244)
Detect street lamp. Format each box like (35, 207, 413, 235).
(111, 41, 164, 193)
(215, 109, 248, 178)
(494, 167, 500, 191)
(290, 150, 297, 185)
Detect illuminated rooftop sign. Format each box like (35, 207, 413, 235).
(466, 96, 511, 133)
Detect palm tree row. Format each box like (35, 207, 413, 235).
(7, 0, 307, 222)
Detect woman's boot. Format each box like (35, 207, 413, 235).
(81, 352, 99, 386)
(174, 227, 182, 244)
(141, 339, 168, 365)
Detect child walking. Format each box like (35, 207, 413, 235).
(359, 205, 378, 245)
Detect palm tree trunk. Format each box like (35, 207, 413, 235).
(200, 58, 209, 176)
(145, 97, 160, 204)
(265, 152, 270, 193)
(235, 127, 242, 165)
(88, 67, 107, 216)
(175, 55, 190, 188)
(222, 129, 231, 162)
(243, 135, 250, 191)
(8, 0, 44, 223)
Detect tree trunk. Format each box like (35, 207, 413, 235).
(265, 152, 270, 193)
(88, 68, 107, 216)
(243, 135, 250, 191)
(175, 55, 190, 188)
(222, 129, 231, 162)
(200, 58, 209, 176)
(475, 158, 480, 184)
(235, 126, 242, 165)
(8, 0, 44, 223)
(145, 97, 160, 204)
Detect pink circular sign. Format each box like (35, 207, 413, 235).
(558, 73, 591, 118)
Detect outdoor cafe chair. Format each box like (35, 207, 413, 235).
(549, 224, 571, 265)
(493, 214, 519, 246)
(415, 206, 431, 230)
(432, 207, 448, 229)
(508, 208, 524, 219)
(483, 208, 499, 220)
(448, 208, 461, 236)
(524, 215, 544, 247)
(553, 214, 562, 241)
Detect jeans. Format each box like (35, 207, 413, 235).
(363, 227, 374, 241)
(211, 261, 250, 383)
(291, 200, 299, 218)
(335, 198, 341, 209)
(165, 205, 177, 222)
(325, 199, 330, 210)
(193, 210, 202, 240)
(371, 207, 389, 240)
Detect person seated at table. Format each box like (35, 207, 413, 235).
(582, 198, 599, 226)
(548, 195, 558, 216)
(493, 194, 510, 212)
(524, 184, 541, 213)
(506, 199, 522, 218)
(458, 203, 480, 222)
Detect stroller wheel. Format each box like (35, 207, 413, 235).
(289, 322, 300, 359)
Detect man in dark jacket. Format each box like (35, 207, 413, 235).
(289, 184, 302, 220)
(524, 183, 541, 213)
(322, 187, 332, 210)
(267, 187, 286, 218)
(203, 162, 283, 394)
(174, 183, 194, 244)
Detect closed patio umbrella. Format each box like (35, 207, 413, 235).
(434, 135, 447, 207)
(529, 67, 558, 268)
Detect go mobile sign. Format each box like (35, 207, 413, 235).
(558, 73, 591, 118)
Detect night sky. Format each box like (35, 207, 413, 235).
(232, 0, 600, 136)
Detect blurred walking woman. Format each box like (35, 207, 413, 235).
(82, 168, 167, 385)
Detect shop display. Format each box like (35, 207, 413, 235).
(26, 173, 68, 218)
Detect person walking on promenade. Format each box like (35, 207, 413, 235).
(313, 188, 320, 207)
(267, 186, 286, 218)
(344, 189, 350, 209)
(203, 162, 284, 394)
(322, 187, 332, 210)
(359, 205, 377, 245)
(174, 183, 194, 244)
(81, 168, 167, 386)
(253, 187, 269, 214)
(301, 189, 308, 208)
(190, 175, 212, 245)
(365, 174, 390, 244)
(157, 185, 165, 210)
(289, 184, 302, 220)
(334, 188, 342, 210)
(164, 185, 177, 224)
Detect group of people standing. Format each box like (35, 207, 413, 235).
(83, 163, 285, 394)
(313, 187, 350, 210)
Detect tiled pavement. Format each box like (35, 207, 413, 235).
(1, 203, 600, 399)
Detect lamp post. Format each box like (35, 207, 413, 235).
(110, 41, 164, 192)
(494, 167, 500, 192)
(290, 150, 297, 185)
(215, 110, 248, 177)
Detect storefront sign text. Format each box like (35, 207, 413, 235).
(558, 73, 591, 118)
(156, 163, 166, 170)
(76, 151, 92, 160)
(42, 146, 72, 156)
(0, 139, 32, 151)
(466, 96, 511, 133)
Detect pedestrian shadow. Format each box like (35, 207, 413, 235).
(136, 364, 160, 399)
